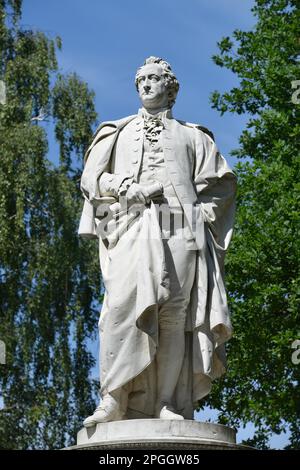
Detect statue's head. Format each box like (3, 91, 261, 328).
(135, 56, 179, 110)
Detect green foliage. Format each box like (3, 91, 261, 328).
(52, 74, 96, 170)
(0, 0, 100, 448)
(206, 0, 300, 449)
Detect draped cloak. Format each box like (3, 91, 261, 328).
(79, 114, 237, 419)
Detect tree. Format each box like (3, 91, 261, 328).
(205, 0, 300, 449)
(0, 0, 100, 448)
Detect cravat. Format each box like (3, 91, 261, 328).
(143, 115, 164, 147)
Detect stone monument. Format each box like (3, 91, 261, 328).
(77, 56, 237, 449)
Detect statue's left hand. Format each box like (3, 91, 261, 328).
(125, 183, 150, 205)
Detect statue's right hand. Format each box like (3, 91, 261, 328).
(125, 183, 150, 205)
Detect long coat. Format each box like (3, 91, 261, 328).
(79, 113, 237, 419)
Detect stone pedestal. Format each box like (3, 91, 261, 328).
(67, 420, 250, 450)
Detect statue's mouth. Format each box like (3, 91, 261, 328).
(142, 92, 155, 98)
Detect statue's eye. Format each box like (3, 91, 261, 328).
(150, 75, 160, 82)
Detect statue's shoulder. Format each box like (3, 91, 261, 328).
(176, 119, 215, 142)
(84, 115, 137, 162)
(94, 114, 137, 135)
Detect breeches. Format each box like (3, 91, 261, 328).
(158, 228, 196, 332)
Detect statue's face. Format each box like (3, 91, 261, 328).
(136, 63, 169, 110)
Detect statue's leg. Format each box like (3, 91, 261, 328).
(155, 233, 196, 419)
(83, 387, 128, 427)
(155, 296, 187, 419)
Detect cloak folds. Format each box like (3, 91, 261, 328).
(79, 115, 237, 419)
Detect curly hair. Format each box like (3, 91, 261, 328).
(135, 56, 180, 108)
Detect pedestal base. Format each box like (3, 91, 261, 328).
(67, 420, 251, 450)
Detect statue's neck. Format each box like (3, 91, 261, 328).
(142, 106, 170, 116)
(139, 106, 172, 120)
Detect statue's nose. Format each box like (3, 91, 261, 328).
(143, 77, 151, 90)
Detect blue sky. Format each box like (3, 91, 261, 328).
(21, 0, 257, 167)
(19, 0, 289, 448)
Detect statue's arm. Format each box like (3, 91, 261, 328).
(193, 127, 236, 200)
(193, 128, 237, 249)
(81, 126, 133, 204)
(98, 172, 133, 198)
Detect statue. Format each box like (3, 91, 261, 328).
(79, 57, 236, 426)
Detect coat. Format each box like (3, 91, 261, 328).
(79, 112, 237, 419)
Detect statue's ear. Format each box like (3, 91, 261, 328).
(167, 90, 175, 105)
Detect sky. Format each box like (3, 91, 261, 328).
(21, 0, 257, 168)
(19, 0, 289, 449)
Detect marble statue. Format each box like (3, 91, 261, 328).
(79, 57, 236, 426)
